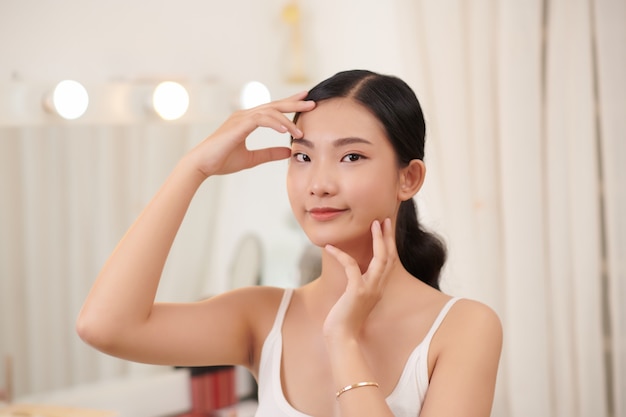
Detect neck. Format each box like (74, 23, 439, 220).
(311, 242, 404, 300)
(300, 244, 421, 325)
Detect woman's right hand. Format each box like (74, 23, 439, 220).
(188, 91, 316, 178)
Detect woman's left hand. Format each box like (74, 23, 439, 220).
(322, 218, 397, 341)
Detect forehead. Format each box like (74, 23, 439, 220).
(296, 97, 388, 142)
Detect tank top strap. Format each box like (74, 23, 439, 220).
(422, 297, 461, 346)
(270, 288, 294, 333)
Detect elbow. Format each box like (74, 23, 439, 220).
(75, 308, 121, 353)
(75, 311, 96, 346)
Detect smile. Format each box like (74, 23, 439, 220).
(307, 207, 347, 221)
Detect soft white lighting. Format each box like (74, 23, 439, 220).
(152, 81, 189, 120)
(50, 80, 89, 120)
(240, 81, 271, 109)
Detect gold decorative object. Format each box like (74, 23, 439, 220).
(281, 0, 308, 84)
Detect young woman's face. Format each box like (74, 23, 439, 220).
(287, 97, 404, 249)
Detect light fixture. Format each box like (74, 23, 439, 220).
(152, 81, 189, 120)
(44, 80, 89, 120)
(239, 81, 271, 109)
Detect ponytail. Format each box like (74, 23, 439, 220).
(396, 199, 446, 290)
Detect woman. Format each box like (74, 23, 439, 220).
(77, 70, 502, 417)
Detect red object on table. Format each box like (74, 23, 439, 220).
(176, 366, 237, 417)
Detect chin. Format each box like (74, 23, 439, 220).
(298, 216, 377, 250)
(303, 234, 333, 248)
(305, 231, 372, 252)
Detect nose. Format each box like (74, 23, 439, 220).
(309, 160, 338, 197)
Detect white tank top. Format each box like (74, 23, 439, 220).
(254, 288, 460, 417)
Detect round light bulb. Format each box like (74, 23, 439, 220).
(240, 81, 271, 109)
(152, 81, 190, 120)
(51, 80, 89, 120)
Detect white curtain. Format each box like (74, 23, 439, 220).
(0, 123, 221, 396)
(595, 1, 626, 416)
(1, 1, 624, 416)
(398, 0, 625, 416)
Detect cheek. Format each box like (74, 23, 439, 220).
(354, 173, 401, 213)
(285, 167, 301, 209)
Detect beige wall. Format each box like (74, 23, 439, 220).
(0, 0, 413, 86)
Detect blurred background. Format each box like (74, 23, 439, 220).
(0, 1, 624, 416)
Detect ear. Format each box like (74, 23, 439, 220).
(398, 159, 426, 201)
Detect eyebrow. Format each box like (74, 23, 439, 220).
(291, 137, 373, 148)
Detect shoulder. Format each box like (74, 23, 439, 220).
(432, 297, 503, 360)
(210, 285, 287, 322)
(200, 286, 288, 335)
(447, 298, 502, 342)
(213, 286, 289, 368)
(449, 298, 501, 326)
(420, 299, 502, 415)
(217, 284, 286, 304)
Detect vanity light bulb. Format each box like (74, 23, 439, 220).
(240, 81, 271, 109)
(152, 82, 190, 121)
(51, 80, 89, 120)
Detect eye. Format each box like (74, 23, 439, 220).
(293, 152, 310, 162)
(341, 153, 364, 162)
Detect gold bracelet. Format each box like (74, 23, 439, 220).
(335, 381, 379, 398)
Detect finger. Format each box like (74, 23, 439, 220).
(272, 99, 315, 114)
(247, 146, 292, 168)
(366, 220, 389, 284)
(260, 93, 315, 114)
(251, 111, 292, 134)
(249, 96, 315, 138)
(241, 109, 301, 139)
(252, 106, 310, 137)
(371, 219, 387, 263)
(378, 218, 397, 288)
(324, 244, 362, 281)
(382, 218, 397, 259)
(272, 101, 316, 135)
(281, 90, 310, 101)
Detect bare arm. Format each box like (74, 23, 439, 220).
(76, 93, 315, 368)
(420, 300, 503, 417)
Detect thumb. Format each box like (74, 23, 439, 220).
(247, 146, 292, 167)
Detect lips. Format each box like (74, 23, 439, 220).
(307, 207, 347, 221)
